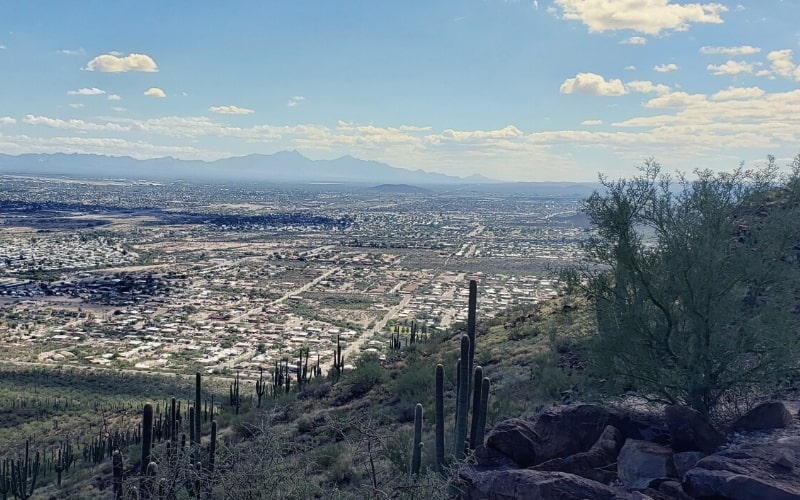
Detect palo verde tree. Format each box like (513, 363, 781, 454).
(567, 156, 800, 419)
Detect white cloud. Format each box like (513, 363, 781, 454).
(68, 103, 84, 108)
(209, 105, 254, 115)
(654, 63, 679, 73)
(626, 80, 671, 94)
(144, 87, 166, 98)
(84, 53, 158, 72)
(554, 0, 727, 35)
(398, 125, 433, 132)
(625, 65, 637, 71)
(107, 94, 121, 101)
(644, 91, 707, 108)
(112, 107, 126, 112)
(287, 96, 306, 107)
(0, 116, 15, 125)
(699, 45, 760, 56)
(0, 134, 228, 161)
(439, 125, 524, 142)
(22, 115, 129, 132)
(581, 119, 603, 125)
(0, 44, 6, 50)
(59, 48, 85, 56)
(710, 86, 765, 101)
(67, 87, 106, 96)
(766, 49, 797, 79)
(620, 36, 647, 45)
(559, 72, 628, 96)
(706, 60, 753, 75)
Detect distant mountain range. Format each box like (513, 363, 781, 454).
(0, 151, 601, 196)
(0, 151, 494, 185)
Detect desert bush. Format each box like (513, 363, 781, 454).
(567, 156, 800, 418)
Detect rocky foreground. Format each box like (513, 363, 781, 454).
(460, 401, 800, 499)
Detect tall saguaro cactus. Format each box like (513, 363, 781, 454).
(434, 364, 445, 474)
(112, 450, 124, 500)
(469, 366, 484, 450)
(10, 442, 39, 500)
(467, 279, 477, 376)
(453, 335, 471, 461)
(411, 403, 424, 475)
(432, 280, 491, 472)
(194, 373, 202, 463)
(474, 377, 491, 448)
(141, 403, 153, 472)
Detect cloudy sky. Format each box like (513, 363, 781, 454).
(1, 1, 799, 181)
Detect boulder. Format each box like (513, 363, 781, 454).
(460, 469, 626, 500)
(657, 480, 694, 500)
(474, 444, 519, 470)
(671, 451, 705, 481)
(485, 418, 540, 467)
(486, 404, 669, 468)
(529, 404, 614, 464)
(664, 405, 723, 453)
(683, 442, 800, 500)
(610, 408, 671, 445)
(532, 425, 624, 483)
(730, 401, 794, 432)
(617, 439, 676, 489)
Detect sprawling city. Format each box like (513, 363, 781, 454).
(0, 175, 584, 378)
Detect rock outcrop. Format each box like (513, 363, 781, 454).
(664, 404, 723, 453)
(617, 439, 676, 489)
(532, 425, 624, 483)
(465, 401, 799, 500)
(460, 469, 626, 500)
(683, 440, 800, 499)
(730, 401, 794, 432)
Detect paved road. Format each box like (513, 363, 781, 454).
(215, 266, 341, 373)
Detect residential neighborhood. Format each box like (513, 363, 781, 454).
(0, 176, 584, 378)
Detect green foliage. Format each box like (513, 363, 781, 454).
(338, 352, 386, 402)
(575, 156, 800, 418)
(391, 353, 434, 412)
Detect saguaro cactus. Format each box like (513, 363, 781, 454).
(10, 444, 39, 500)
(141, 403, 153, 472)
(411, 403, 423, 475)
(466, 279, 477, 377)
(434, 364, 445, 474)
(474, 377, 491, 448)
(469, 366, 484, 450)
(255, 368, 266, 408)
(112, 450, 124, 500)
(194, 373, 202, 453)
(1, 459, 11, 500)
(453, 335, 471, 461)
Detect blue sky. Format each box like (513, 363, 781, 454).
(1, 0, 798, 181)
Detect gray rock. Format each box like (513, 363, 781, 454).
(658, 480, 694, 500)
(683, 442, 800, 500)
(731, 401, 794, 432)
(617, 439, 676, 489)
(672, 451, 705, 481)
(485, 418, 540, 467)
(485, 404, 669, 469)
(460, 469, 625, 500)
(532, 425, 624, 483)
(664, 405, 723, 453)
(474, 444, 518, 470)
(530, 404, 615, 464)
